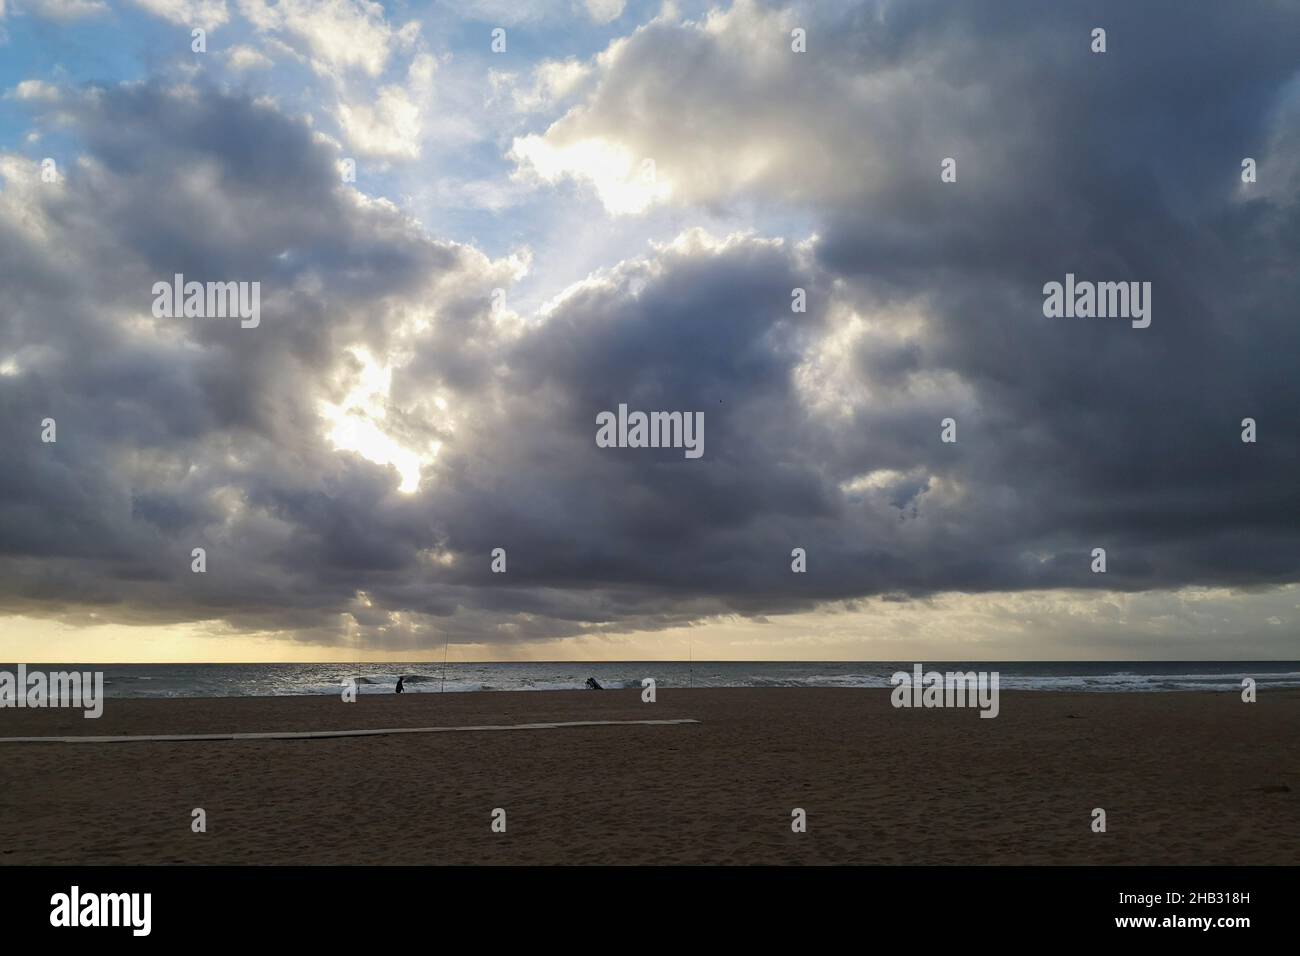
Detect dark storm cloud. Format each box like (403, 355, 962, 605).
(809, 0, 1300, 593)
(2, 0, 1299, 650)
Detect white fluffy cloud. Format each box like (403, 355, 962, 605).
(10, 79, 61, 101)
(492, 58, 593, 114)
(583, 0, 625, 24)
(131, 0, 229, 29)
(238, 0, 399, 77)
(234, 0, 432, 160)
(509, 0, 996, 214)
(226, 44, 272, 71)
(334, 53, 436, 159)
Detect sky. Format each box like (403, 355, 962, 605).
(0, 0, 1298, 663)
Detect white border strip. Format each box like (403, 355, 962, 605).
(0, 717, 701, 744)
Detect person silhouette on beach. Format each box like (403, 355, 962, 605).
(395, 676, 405, 694)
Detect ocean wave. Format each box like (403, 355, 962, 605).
(69, 663, 1300, 699)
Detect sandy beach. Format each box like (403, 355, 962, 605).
(1, 688, 1296, 865)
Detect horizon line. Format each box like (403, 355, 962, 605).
(3, 658, 1298, 666)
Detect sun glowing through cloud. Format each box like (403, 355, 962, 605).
(510, 134, 673, 215)
(318, 347, 437, 493)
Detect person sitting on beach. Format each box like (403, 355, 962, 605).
(396, 676, 405, 694)
(585, 677, 603, 690)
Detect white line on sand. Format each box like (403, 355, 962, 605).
(0, 718, 702, 745)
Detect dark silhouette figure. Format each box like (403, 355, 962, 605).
(585, 677, 603, 690)
(395, 676, 405, 694)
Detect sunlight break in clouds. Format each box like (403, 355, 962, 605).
(318, 347, 438, 494)
(510, 134, 673, 215)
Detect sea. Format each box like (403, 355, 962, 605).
(5, 661, 1299, 699)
